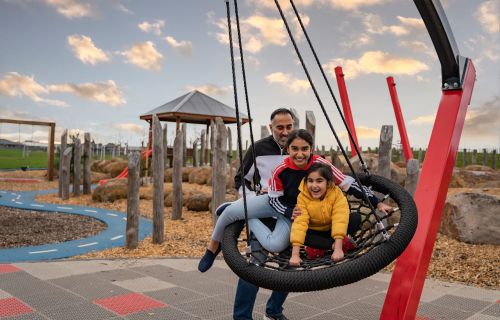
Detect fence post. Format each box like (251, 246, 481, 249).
(260, 125, 269, 139)
(493, 149, 497, 169)
(73, 138, 81, 196)
(200, 129, 206, 166)
(163, 124, 168, 169)
(212, 118, 228, 222)
(192, 138, 199, 168)
(405, 159, 420, 197)
(58, 129, 68, 197)
(172, 128, 183, 220)
(210, 120, 216, 166)
(418, 148, 423, 163)
(305, 110, 316, 138)
(290, 108, 300, 128)
(462, 148, 467, 167)
(227, 127, 233, 188)
(482, 148, 487, 166)
(472, 149, 477, 165)
(61, 147, 72, 200)
(378, 125, 393, 179)
(126, 151, 140, 249)
(182, 123, 187, 167)
(152, 115, 164, 244)
(83, 133, 92, 194)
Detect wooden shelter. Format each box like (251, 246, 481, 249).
(140, 90, 249, 148)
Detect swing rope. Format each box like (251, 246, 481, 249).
(288, 0, 368, 173)
(273, 0, 386, 230)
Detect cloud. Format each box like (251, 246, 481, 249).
(465, 35, 500, 62)
(44, 0, 93, 19)
(119, 41, 163, 71)
(325, 51, 429, 79)
(265, 72, 310, 93)
(463, 96, 500, 138)
(475, 1, 499, 34)
(67, 35, 110, 65)
(328, 0, 388, 11)
(397, 16, 425, 30)
(0, 105, 31, 120)
(410, 113, 436, 125)
(340, 126, 380, 139)
(245, 0, 315, 10)
(184, 84, 231, 96)
(399, 40, 435, 58)
(48, 80, 126, 107)
(0, 72, 67, 106)
(138, 20, 165, 36)
(341, 33, 373, 49)
(165, 36, 193, 56)
(113, 2, 133, 14)
(112, 123, 145, 134)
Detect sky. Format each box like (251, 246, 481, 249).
(0, 0, 498, 151)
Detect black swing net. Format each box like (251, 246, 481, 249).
(221, 0, 418, 292)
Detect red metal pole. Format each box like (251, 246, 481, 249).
(387, 76, 413, 161)
(380, 60, 476, 319)
(334, 66, 359, 157)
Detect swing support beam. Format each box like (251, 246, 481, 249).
(381, 0, 475, 318)
(334, 66, 359, 157)
(0, 118, 56, 181)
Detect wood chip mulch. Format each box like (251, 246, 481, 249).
(0, 170, 498, 290)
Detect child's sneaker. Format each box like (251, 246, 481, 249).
(304, 246, 326, 259)
(342, 235, 357, 252)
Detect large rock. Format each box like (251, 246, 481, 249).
(106, 161, 128, 178)
(182, 167, 196, 182)
(188, 167, 212, 185)
(186, 193, 211, 211)
(451, 168, 500, 188)
(92, 178, 128, 202)
(440, 189, 500, 244)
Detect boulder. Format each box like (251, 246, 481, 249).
(452, 169, 500, 188)
(164, 168, 173, 182)
(186, 193, 211, 211)
(188, 167, 212, 185)
(92, 178, 128, 202)
(106, 161, 128, 178)
(464, 165, 494, 172)
(440, 189, 500, 244)
(182, 167, 196, 182)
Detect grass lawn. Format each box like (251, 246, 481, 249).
(0, 149, 49, 169)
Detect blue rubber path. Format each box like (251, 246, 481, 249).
(0, 188, 152, 262)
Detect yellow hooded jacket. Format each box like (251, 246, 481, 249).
(290, 179, 350, 247)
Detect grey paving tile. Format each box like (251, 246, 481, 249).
(176, 297, 233, 319)
(212, 290, 271, 308)
(125, 306, 200, 320)
(41, 301, 117, 320)
(417, 301, 474, 320)
(430, 295, 492, 313)
(330, 301, 382, 320)
(180, 279, 236, 297)
(420, 279, 459, 303)
(20, 290, 86, 312)
(255, 300, 323, 320)
(451, 286, 500, 303)
(113, 276, 176, 293)
(128, 264, 181, 281)
(288, 286, 378, 310)
(481, 303, 500, 317)
(0, 272, 61, 297)
(49, 274, 104, 290)
(2, 313, 48, 320)
(466, 314, 500, 320)
(358, 292, 388, 306)
(50, 274, 131, 300)
(304, 312, 353, 320)
(145, 287, 207, 306)
(94, 269, 145, 282)
(0, 288, 11, 299)
(199, 267, 239, 284)
(14, 262, 77, 280)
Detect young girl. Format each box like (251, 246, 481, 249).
(198, 129, 390, 272)
(289, 163, 349, 266)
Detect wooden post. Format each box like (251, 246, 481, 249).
(172, 128, 183, 220)
(182, 123, 187, 166)
(58, 129, 68, 197)
(260, 125, 269, 139)
(212, 118, 227, 222)
(305, 110, 316, 138)
(378, 125, 393, 179)
(126, 151, 140, 249)
(227, 127, 233, 188)
(192, 138, 199, 168)
(200, 129, 206, 166)
(482, 148, 487, 166)
(404, 159, 420, 197)
(163, 124, 168, 169)
(418, 148, 423, 163)
(47, 123, 55, 181)
(152, 115, 164, 244)
(83, 132, 92, 194)
(73, 138, 81, 196)
(61, 147, 72, 200)
(290, 108, 300, 129)
(210, 120, 216, 166)
(493, 149, 497, 169)
(472, 149, 477, 165)
(462, 148, 467, 167)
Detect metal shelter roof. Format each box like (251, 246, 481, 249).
(140, 90, 249, 125)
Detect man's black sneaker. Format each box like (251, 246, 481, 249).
(264, 314, 289, 320)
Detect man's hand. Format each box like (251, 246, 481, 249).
(292, 206, 302, 220)
(258, 187, 268, 195)
(377, 202, 393, 215)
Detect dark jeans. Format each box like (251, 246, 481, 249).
(304, 212, 362, 249)
(233, 278, 288, 320)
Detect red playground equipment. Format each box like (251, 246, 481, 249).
(98, 149, 152, 186)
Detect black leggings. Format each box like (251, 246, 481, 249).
(303, 213, 361, 250)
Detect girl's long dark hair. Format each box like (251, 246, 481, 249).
(305, 162, 334, 184)
(285, 129, 314, 148)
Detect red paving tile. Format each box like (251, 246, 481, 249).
(0, 264, 22, 274)
(416, 316, 432, 320)
(94, 293, 166, 316)
(0, 298, 33, 317)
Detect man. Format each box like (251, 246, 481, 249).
(232, 108, 294, 320)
